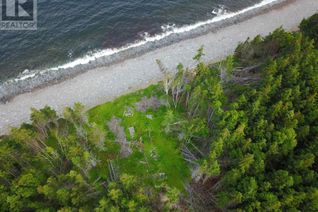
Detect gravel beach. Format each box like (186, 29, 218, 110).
(0, 0, 317, 134)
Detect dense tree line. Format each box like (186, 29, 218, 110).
(0, 104, 180, 211)
(163, 18, 318, 211)
(211, 28, 318, 211)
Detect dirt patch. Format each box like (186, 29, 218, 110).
(107, 117, 132, 157)
(135, 96, 162, 112)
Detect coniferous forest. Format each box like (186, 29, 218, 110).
(0, 15, 317, 211)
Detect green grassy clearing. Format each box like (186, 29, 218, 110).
(88, 85, 190, 189)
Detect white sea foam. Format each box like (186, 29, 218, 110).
(13, 0, 280, 82)
(212, 5, 228, 16)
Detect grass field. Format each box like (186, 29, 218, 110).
(88, 85, 190, 189)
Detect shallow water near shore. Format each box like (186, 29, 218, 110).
(0, 0, 262, 82)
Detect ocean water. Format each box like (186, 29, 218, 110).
(0, 0, 263, 82)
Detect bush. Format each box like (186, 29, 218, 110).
(300, 13, 318, 47)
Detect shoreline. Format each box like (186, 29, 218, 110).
(0, 0, 317, 134)
(0, 0, 288, 103)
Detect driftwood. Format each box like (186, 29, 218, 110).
(181, 145, 198, 165)
(184, 171, 225, 211)
(231, 63, 263, 84)
(108, 161, 118, 181)
(234, 63, 263, 74)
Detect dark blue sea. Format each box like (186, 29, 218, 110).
(0, 0, 265, 82)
